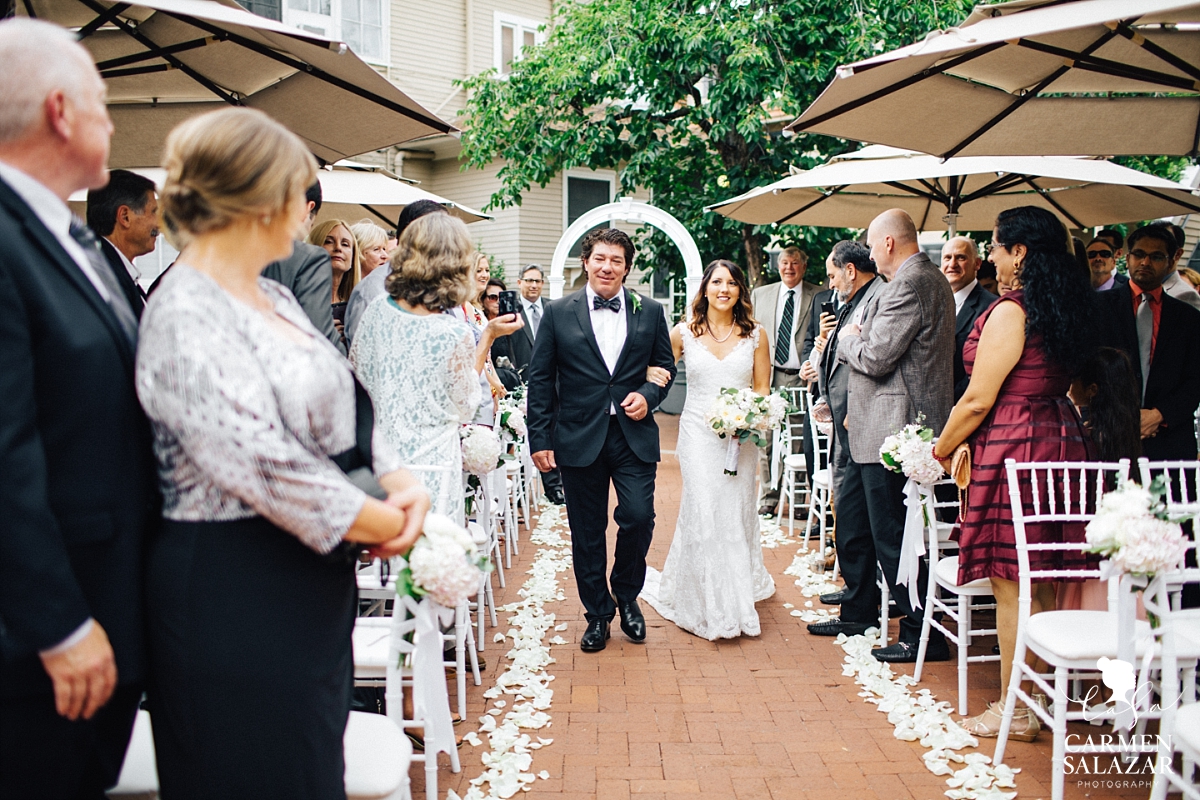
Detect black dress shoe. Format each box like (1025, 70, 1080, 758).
(757, 504, 777, 517)
(806, 619, 871, 637)
(872, 640, 950, 663)
(819, 590, 846, 605)
(580, 619, 610, 652)
(547, 488, 566, 505)
(618, 599, 646, 643)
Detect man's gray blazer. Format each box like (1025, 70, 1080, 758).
(750, 279, 822, 366)
(818, 275, 886, 428)
(262, 241, 344, 355)
(837, 252, 956, 464)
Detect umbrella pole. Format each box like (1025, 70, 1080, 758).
(943, 213, 958, 238)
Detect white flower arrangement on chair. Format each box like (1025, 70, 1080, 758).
(879, 414, 943, 487)
(396, 513, 491, 608)
(461, 424, 504, 476)
(1085, 476, 1188, 579)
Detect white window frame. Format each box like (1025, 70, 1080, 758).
(493, 11, 545, 76)
(283, 0, 389, 66)
(562, 168, 616, 232)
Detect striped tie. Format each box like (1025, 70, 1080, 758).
(776, 289, 795, 365)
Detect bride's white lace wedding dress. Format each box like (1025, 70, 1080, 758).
(641, 324, 775, 640)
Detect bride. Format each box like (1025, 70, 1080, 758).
(641, 260, 776, 640)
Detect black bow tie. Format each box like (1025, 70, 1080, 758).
(593, 295, 621, 313)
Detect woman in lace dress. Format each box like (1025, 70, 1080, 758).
(350, 216, 521, 517)
(137, 108, 429, 799)
(642, 260, 776, 639)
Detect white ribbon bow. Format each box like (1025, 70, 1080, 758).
(896, 479, 928, 611)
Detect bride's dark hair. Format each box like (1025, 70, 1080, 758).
(688, 260, 757, 339)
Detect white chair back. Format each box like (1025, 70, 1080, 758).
(1139, 458, 1200, 518)
(1004, 458, 1130, 591)
(406, 464, 458, 518)
(807, 397, 831, 475)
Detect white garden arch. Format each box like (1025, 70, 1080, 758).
(548, 199, 703, 302)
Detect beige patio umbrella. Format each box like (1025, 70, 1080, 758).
(68, 162, 491, 226)
(787, 0, 1200, 158)
(707, 145, 1200, 235)
(10, 0, 454, 167)
(313, 162, 491, 228)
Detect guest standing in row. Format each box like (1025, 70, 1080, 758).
(137, 107, 429, 799)
(344, 199, 448, 347)
(933, 206, 1098, 741)
(352, 215, 519, 517)
(0, 20, 160, 798)
(309, 218, 360, 344)
(352, 220, 391, 279)
(260, 180, 344, 354)
(86, 168, 158, 318)
(940, 236, 997, 401)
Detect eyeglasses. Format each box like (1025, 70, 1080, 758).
(987, 242, 1007, 254)
(521, 278, 544, 284)
(1128, 249, 1170, 266)
(485, 294, 500, 301)
(1086, 248, 1114, 260)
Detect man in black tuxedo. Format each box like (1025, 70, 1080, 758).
(527, 228, 676, 652)
(0, 19, 159, 798)
(1098, 224, 1200, 461)
(494, 265, 566, 504)
(86, 169, 158, 319)
(940, 236, 998, 400)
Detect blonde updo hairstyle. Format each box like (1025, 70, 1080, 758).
(385, 213, 475, 313)
(159, 108, 317, 247)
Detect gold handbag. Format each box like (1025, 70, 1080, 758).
(950, 443, 971, 519)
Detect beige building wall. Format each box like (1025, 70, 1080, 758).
(383, 1, 665, 298)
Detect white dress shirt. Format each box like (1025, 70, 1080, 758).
(953, 278, 978, 315)
(105, 237, 142, 286)
(585, 285, 627, 413)
(0, 161, 111, 302)
(0, 160, 99, 655)
(521, 296, 544, 338)
(773, 282, 803, 369)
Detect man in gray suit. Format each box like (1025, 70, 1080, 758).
(261, 180, 343, 354)
(809, 209, 955, 664)
(750, 246, 822, 515)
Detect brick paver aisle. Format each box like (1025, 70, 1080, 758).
(433, 414, 1151, 800)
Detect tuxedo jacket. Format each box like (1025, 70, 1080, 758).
(1098, 285, 1200, 459)
(953, 282, 998, 400)
(839, 252, 956, 464)
(493, 298, 544, 377)
(749, 279, 821, 366)
(526, 288, 676, 467)
(97, 237, 146, 319)
(0, 176, 159, 697)
(262, 241, 344, 355)
(818, 277, 885, 430)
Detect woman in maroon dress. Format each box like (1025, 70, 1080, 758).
(932, 206, 1098, 741)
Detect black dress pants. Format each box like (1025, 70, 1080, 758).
(0, 683, 142, 800)
(559, 416, 657, 623)
(836, 459, 943, 646)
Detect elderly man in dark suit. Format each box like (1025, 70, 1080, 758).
(941, 236, 998, 400)
(0, 20, 160, 798)
(1099, 224, 1200, 461)
(86, 169, 158, 319)
(808, 209, 955, 664)
(750, 246, 822, 515)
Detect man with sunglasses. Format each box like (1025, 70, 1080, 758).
(1098, 224, 1200, 461)
(1086, 233, 1128, 292)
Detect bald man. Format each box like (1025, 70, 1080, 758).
(0, 19, 158, 797)
(941, 236, 997, 400)
(809, 209, 955, 664)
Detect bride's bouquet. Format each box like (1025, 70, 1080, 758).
(878, 413, 943, 487)
(460, 424, 503, 476)
(706, 388, 790, 476)
(395, 512, 491, 608)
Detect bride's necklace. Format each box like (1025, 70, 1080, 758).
(707, 320, 735, 343)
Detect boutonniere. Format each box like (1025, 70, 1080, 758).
(628, 292, 642, 314)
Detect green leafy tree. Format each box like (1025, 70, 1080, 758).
(457, 0, 973, 287)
